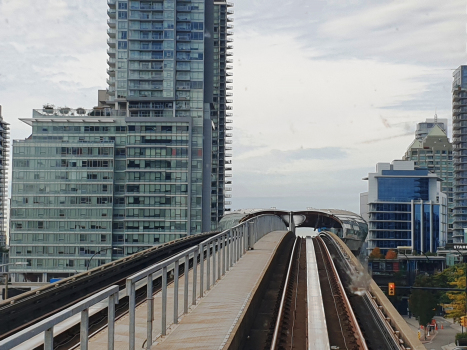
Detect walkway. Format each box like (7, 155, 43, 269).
(151, 230, 288, 349)
(88, 230, 288, 350)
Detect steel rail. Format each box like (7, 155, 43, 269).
(270, 236, 298, 350)
(315, 236, 369, 350)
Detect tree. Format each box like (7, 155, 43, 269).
(369, 247, 384, 259)
(409, 274, 438, 339)
(385, 249, 397, 259)
(445, 264, 467, 320)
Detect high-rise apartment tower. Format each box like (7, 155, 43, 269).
(453, 65, 467, 242)
(9, 0, 233, 282)
(0, 106, 9, 249)
(403, 119, 454, 244)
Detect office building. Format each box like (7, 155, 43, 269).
(402, 120, 454, 243)
(0, 106, 8, 249)
(361, 160, 448, 255)
(453, 65, 467, 242)
(9, 0, 234, 282)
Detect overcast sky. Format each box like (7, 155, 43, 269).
(0, 0, 465, 214)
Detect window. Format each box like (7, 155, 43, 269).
(118, 11, 128, 19)
(118, 41, 128, 50)
(118, 2, 127, 9)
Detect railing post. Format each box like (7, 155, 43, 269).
(222, 234, 226, 276)
(44, 327, 53, 350)
(80, 309, 89, 350)
(162, 266, 167, 336)
(200, 244, 204, 296)
(207, 241, 211, 290)
(128, 281, 136, 350)
(192, 248, 198, 305)
(227, 229, 231, 270)
(184, 254, 189, 314)
(174, 260, 179, 324)
(249, 221, 255, 249)
(235, 229, 238, 263)
(108, 293, 116, 350)
(217, 238, 221, 280)
(212, 239, 217, 283)
(237, 229, 240, 262)
(146, 274, 153, 349)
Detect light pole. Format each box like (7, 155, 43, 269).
(86, 247, 122, 271)
(1, 262, 28, 300)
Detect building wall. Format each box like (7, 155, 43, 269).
(453, 65, 467, 243)
(402, 124, 454, 243)
(364, 161, 447, 255)
(9, 109, 195, 281)
(0, 106, 9, 249)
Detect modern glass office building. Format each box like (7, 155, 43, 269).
(402, 121, 454, 243)
(9, 0, 234, 282)
(361, 161, 448, 255)
(453, 65, 467, 242)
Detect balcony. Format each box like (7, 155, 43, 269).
(107, 28, 116, 38)
(107, 9, 117, 18)
(227, 24, 234, 29)
(107, 68, 115, 76)
(107, 48, 116, 56)
(227, 9, 234, 14)
(107, 58, 116, 67)
(226, 133, 233, 137)
(107, 18, 117, 27)
(226, 99, 233, 104)
(226, 65, 233, 70)
(107, 39, 116, 48)
(226, 31, 234, 36)
(107, 0, 116, 6)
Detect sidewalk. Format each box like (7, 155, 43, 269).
(403, 315, 438, 344)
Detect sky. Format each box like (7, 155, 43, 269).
(0, 0, 465, 214)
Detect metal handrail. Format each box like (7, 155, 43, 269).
(125, 214, 286, 350)
(0, 285, 119, 350)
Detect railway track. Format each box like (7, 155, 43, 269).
(270, 237, 307, 350)
(0, 231, 218, 340)
(314, 236, 368, 350)
(320, 233, 403, 350)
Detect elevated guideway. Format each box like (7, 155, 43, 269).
(0, 209, 425, 350)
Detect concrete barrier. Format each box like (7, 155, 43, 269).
(326, 231, 425, 350)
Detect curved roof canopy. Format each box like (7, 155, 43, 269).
(218, 208, 368, 242)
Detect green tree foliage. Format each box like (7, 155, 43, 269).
(409, 274, 438, 327)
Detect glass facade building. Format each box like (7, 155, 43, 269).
(453, 65, 467, 242)
(361, 161, 447, 256)
(9, 0, 234, 282)
(402, 122, 454, 242)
